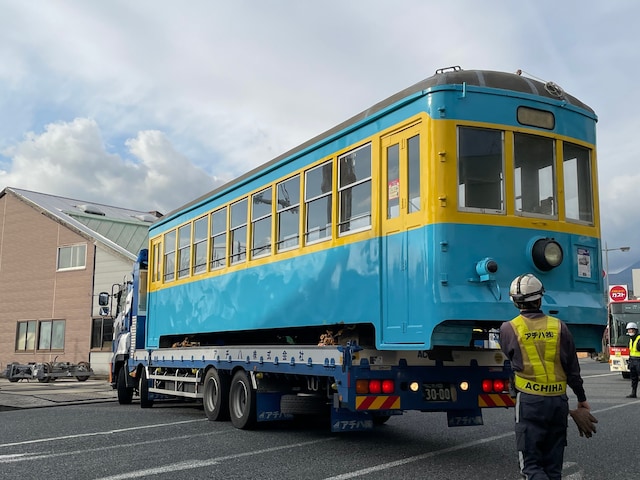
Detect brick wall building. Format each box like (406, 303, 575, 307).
(0, 187, 158, 375)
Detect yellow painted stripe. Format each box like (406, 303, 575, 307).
(355, 395, 401, 410)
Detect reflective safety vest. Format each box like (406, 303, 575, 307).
(510, 314, 567, 396)
(630, 335, 640, 358)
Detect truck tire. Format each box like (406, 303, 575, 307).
(75, 361, 91, 382)
(280, 394, 327, 415)
(203, 368, 230, 421)
(373, 414, 391, 425)
(117, 367, 134, 405)
(229, 370, 256, 429)
(38, 363, 52, 383)
(622, 372, 631, 379)
(139, 368, 154, 408)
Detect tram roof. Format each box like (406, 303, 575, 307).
(158, 68, 594, 225)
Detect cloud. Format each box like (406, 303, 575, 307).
(1, 1, 640, 271)
(0, 118, 221, 214)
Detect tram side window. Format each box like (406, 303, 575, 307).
(210, 207, 227, 269)
(230, 198, 248, 264)
(152, 241, 161, 283)
(514, 133, 556, 217)
(458, 127, 504, 212)
(192, 216, 208, 275)
(339, 144, 372, 234)
(305, 161, 332, 244)
(163, 230, 176, 282)
(177, 224, 191, 279)
(251, 187, 272, 258)
(408, 134, 421, 213)
(563, 143, 593, 224)
(277, 175, 300, 252)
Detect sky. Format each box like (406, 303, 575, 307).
(0, 1, 638, 272)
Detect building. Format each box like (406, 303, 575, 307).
(0, 187, 159, 376)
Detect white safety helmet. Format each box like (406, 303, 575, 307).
(627, 322, 638, 331)
(509, 273, 545, 303)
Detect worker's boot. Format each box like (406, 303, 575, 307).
(627, 390, 637, 398)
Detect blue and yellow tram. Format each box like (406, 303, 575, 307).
(145, 66, 604, 353)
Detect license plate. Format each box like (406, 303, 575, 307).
(423, 383, 454, 402)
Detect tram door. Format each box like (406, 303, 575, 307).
(381, 124, 425, 344)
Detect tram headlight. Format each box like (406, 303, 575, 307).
(531, 238, 563, 271)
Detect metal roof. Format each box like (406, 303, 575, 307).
(2, 187, 157, 261)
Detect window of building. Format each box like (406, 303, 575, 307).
(57, 244, 87, 271)
(193, 216, 208, 275)
(338, 144, 372, 234)
(458, 127, 504, 213)
(91, 317, 113, 350)
(177, 224, 191, 279)
(15, 320, 36, 351)
(514, 133, 556, 217)
(563, 143, 594, 224)
(38, 320, 65, 350)
(251, 187, 272, 258)
(163, 230, 176, 282)
(210, 207, 227, 269)
(277, 175, 300, 252)
(230, 198, 248, 264)
(305, 161, 333, 244)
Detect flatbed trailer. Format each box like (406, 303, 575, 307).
(122, 342, 514, 432)
(4, 360, 93, 383)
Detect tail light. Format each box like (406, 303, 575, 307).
(356, 379, 395, 394)
(482, 378, 508, 393)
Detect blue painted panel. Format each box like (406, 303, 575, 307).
(147, 223, 604, 351)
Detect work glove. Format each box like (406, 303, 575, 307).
(569, 407, 598, 438)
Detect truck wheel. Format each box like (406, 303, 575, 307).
(139, 368, 154, 408)
(622, 372, 631, 379)
(373, 414, 391, 425)
(281, 394, 327, 415)
(75, 361, 91, 382)
(38, 363, 52, 383)
(203, 368, 230, 421)
(117, 367, 134, 405)
(229, 370, 256, 429)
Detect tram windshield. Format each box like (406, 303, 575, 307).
(457, 127, 594, 225)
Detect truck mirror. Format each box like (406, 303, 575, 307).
(98, 292, 110, 306)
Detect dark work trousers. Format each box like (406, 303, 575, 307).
(630, 357, 640, 394)
(514, 392, 569, 480)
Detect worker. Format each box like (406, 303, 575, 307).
(627, 322, 640, 398)
(500, 273, 595, 479)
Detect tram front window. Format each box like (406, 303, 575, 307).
(457, 127, 504, 213)
(514, 133, 556, 217)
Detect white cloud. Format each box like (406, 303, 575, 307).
(0, 118, 220, 214)
(0, 1, 639, 269)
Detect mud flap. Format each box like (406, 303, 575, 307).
(330, 408, 375, 432)
(256, 392, 293, 423)
(447, 409, 484, 427)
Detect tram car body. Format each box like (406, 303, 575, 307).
(145, 66, 604, 353)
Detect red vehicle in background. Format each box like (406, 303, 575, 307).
(607, 300, 640, 378)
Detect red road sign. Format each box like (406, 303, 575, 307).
(609, 285, 628, 302)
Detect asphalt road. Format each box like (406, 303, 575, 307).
(0, 359, 636, 480)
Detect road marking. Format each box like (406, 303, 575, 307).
(582, 372, 619, 378)
(0, 419, 205, 448)
(323, 402, 637, 480)
(0, 431, 226, 464)
(93, 438, 337, 480)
